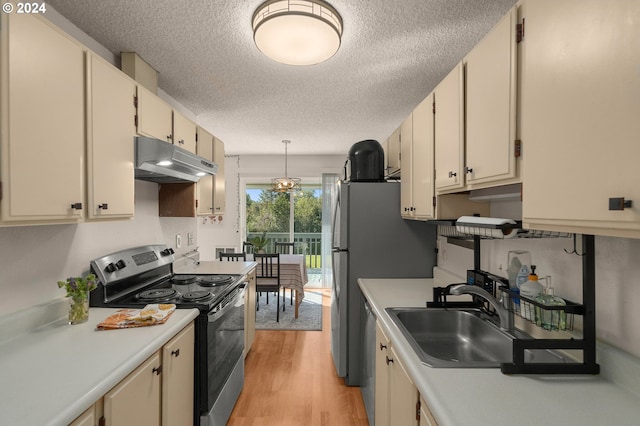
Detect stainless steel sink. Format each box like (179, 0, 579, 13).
(386, 307, 570, 368)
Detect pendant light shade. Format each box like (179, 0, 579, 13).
(252, 0, 343, 66)
(271, 140, 301, 193)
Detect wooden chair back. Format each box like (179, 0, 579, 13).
(219, 252, 247, 262)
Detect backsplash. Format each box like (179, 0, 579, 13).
(0, 181, 195, 316)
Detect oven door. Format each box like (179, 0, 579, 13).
(201, 283, 246, 426)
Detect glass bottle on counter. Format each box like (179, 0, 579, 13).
(534, 276, 567, 331)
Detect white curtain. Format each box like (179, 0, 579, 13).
(321, 173, 339, 288)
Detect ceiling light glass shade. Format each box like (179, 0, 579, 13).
(271, 140, 301, 193)
(252, 0, 343, 66)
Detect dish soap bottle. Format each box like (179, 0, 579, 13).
(519, 265, 543, 321)
(534, 276, 567, 331)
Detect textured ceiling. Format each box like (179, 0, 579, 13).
(46, 0, 518, 156)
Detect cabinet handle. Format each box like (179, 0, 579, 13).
(70, 202, 82, 210)
(609, 197, 633, 211)
(465, 167, 473, 174)
(448, 171, 457, 178)
(385, 356, 394, 365)
(379, 343, 387, 351)
(171, 349, 180, 357)
(98, 203, 109, 210)
(167, 135, 173, 141)
(178, 139, 185, 145)
(152, 366, 162, 375)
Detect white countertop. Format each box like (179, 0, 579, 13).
(359, 275, 640, 425)
(174, 260, 256, 276)
(0, 300, 199, 426)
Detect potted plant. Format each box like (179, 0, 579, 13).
(249, 231, 269, 253)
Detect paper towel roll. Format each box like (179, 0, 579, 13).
(455, 216, 518, 239)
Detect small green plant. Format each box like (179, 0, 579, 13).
(58, 274, 97, 324)
(249, 232, 268, 252)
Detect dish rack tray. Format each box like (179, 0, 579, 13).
(434, 219, 571, 240)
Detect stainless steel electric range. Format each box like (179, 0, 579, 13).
(89, 244, 246, 426)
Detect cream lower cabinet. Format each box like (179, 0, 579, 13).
(87, 54, 136, 220)
(1, 13, 85, 224)
(103, 351, 161, 426)
(82, 322, 194, 426)
(419, 395, 438, 426)
(69, 405, 97, 426)
(244, 267, 257, 355)
(520, 0, 640, 238)
(375, 322, 391, 426)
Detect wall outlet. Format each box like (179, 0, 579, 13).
(176, 234, 182, 249)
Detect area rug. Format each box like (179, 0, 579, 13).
(255, 289, 323, 331)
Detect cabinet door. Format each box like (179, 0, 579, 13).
(412, 93, 435, 219)
(162, 323, 194, 426)
(196, 127, 214, 216)
(434, 63, 465, 193)
(69, 405, 96, 426)
(386, 127, 401, 178)
(1, 13, 84, 222)
(389, 346, 419, 426)
(374, 322, 391, 426)
(419, 395, 438, 426)
(521, 0, 640, 238)
(173, 110, 197, 153)
(136, 85, 172, 143)
(104, 351, 161, 426)
(213, 137, 226, 214)
(87, 54, 136, 219)
(464, 8, 518, 188)
(400, 114, 413, 217)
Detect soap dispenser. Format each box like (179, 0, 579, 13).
(534, 276, 567, 331)
(519, 265, 543, 321)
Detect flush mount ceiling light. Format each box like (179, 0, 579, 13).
(252, 0, 343, 66)
(272, 140, 301, 193)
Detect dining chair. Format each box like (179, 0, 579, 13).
(274, 241, 296, 305)
(254, 253, 283, 322)
(274, 241, 295, 254)
(219, 252, 246, 261)
(242, 241, 254, 254)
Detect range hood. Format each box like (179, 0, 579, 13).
(135, 136, 217, 183)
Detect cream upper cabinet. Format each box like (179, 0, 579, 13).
(520, 0, 640, 238)
(87, 54, 136, 220)
(434, 63, 465, 193)
(374, 322, 391, 426)
(389, 346, 419, 426)
(103, 351, 161, 426)
(172, 110, 197, 154)
(1, 13, 85, 223)
(196, 127, 214, 215)
(136, 85, 173, 143)
(213, 136, 226, 215)
(400, 113, 414, 217)
(386, 127, 401, 178)
(410, 94, 435, 220)
(162, 323, 194, 426)
(464, 7, 519, 189)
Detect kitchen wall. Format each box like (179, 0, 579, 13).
(197, 154, 344, 261)
(436, 200, 640, 358)
(0, 181, 196, 315)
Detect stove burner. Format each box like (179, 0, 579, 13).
(198, 275, 234, 287)
(181, 290, 214, 302)
(171, 275, 198, 285)
(136, 288, 178, 302)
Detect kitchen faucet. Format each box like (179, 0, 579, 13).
(449, 284, 514, 331)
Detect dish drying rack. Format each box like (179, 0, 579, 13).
(435, 218, 599, 375)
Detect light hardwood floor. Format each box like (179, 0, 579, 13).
(228, 288, 369, 426)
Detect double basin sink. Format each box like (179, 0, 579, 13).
(386, 307, 570, 368)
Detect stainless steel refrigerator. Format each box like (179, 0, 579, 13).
(330, 181, 437, 389)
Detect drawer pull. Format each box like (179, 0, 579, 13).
(171, 349, 180, 357)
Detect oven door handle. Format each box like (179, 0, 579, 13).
(207, 284, 246, 321)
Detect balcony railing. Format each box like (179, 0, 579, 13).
(246, 232, 322, 269)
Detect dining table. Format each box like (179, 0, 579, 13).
(247, 253, 309, 318)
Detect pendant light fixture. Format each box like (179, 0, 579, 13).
(272, 140, 301, 193)
(252, 0, 343, 66)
